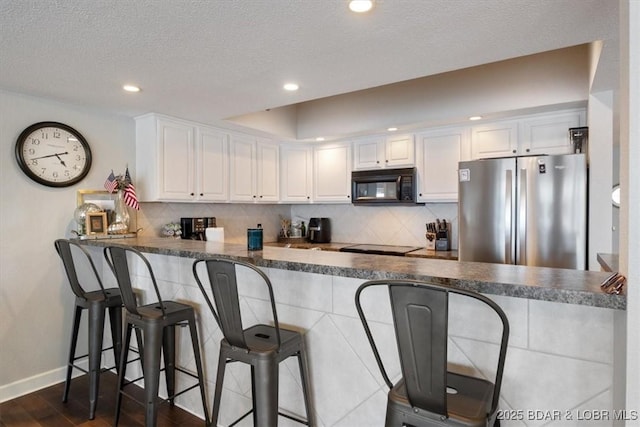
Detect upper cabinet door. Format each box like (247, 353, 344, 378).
(520, 110, 585, 155)
(416, 127, 467, 203)
(280, 145, 313, 203)
(197, 126, 228, 202)
(313, 142, 352, 203)
(353, 137, 385, 170)
(385, 133, 415, 167)
(229, 133, 256, 202)
(471, 121, 519, 159)
(256, 141, 279, 202)
(157, 119, 195, 201)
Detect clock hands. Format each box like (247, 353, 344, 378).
(30, 151, 69, 161)
(55, 153, 67, 167)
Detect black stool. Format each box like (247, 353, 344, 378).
(193, 257, 314, 427)
(54, 239, 123, 420)
(104, 245, 209, 427)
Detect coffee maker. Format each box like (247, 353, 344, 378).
(181, 217, 216, 240)
(308, 218, 331, 243)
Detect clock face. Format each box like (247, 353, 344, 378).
(15, 122, 92, 187)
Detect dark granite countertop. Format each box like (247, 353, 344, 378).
(79, 237, 625, 310)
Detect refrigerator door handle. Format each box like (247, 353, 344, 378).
(505, 170, 513, 264)
(518, 168, 527, 265)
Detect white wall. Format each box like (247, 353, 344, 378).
(0, 90, 135, 400)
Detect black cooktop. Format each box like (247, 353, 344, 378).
(339, 244, 422, 256)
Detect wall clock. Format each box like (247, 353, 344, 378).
(15, 122, 92, 187)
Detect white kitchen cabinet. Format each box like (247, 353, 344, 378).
(229, 133, 279, 202)
(353, 133, 415, 170)
(135, 114, 228, 202)
(313, 142, 352, 203)
(280, 144, 313, 203)
(471, 120, 519, 159)
(520, 110, 585, 155)
(470, 109, 585, 159)
(416, 127, 468, 203)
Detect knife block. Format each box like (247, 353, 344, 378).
(425, 232, 436, 250)
(435, 227, 451, 251)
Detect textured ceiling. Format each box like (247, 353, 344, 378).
(0, 0, 618, 136)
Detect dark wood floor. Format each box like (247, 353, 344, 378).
(0, 372, 206, 427)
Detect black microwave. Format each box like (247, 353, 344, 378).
(351, 167, 419, 205)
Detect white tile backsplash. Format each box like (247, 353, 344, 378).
(137, 201, 458, 248)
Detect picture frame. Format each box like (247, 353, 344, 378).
(86, 212, 108, 235)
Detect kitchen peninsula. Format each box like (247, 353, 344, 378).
(79, 237, 624, 426)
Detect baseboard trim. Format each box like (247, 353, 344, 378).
(0, 361, 88, 403)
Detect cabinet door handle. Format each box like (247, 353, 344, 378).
(259, 195, 263, 198)
(385, 159, 389, 163)
(190, 192, 195, 196)
(526, 148, 530, 152)
(200, 193, 203, 196)
(512, 149, 517, 154)
(376, 160, 380, 164)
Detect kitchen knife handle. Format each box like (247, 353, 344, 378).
(505, 170, 513, 264)
(518, 168, 527, 265)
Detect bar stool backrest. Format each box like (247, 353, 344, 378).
(54, 239, 107, 300)
(104, 245, 166, 317)
(356, 280, 509, 418)
(193, 258, 281, 350)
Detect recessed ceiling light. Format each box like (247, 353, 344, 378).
(316, 137, 325, 141)
(123, 84, 140, 93)
(387, 127, 398, 132)
(283, 83, 299, 91)
(469, 116, 482, 121)
(349, 0, 373, 13)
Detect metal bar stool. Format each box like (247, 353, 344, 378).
(54, 239, 123, 420)
(356, 280, 509, 427)
(104, 245, 210, 427)
(193, 257, 315, 427)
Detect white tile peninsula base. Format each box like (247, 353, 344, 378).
(95, 251, 620, 427)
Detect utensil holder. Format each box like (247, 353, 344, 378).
(435, 228, 451, 251)
(426, 232, 436, 250)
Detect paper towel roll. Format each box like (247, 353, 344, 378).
(205, 227, 224, 242)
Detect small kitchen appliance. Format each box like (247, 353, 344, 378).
(308, 218, 331, 243)
(351, 167, 419, 205)
(181, 217, 216, 240)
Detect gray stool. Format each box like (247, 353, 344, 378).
(356, 280, 509, 427)
(193, 257, 314, 426)
(105, 245, 209, 427)
(54, 239, 123, 420)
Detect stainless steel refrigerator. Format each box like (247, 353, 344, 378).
(458, 153, 587, 269)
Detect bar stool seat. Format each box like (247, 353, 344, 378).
(54, 239, 123, 420)
(104, 245, 209, 427)
(193, 257, 315, 427)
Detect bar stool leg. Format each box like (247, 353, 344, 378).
(108, 305, 123, 372)
(253, 359, 279, 427)
(297, 344, 315, 426)
(114, 323, 133, 427)
(187, 317, 210, 425)
(87, 302, 106, 419)
(162, 325, 176, 406)
(62, 305, 82, 403)
(211, 349, 228, 425)
(144, 325, 163, 427)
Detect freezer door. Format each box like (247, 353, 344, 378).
(516, 154, 587, 269)
(458, 158, 516, 264)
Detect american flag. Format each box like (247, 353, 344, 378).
(104, 170, 117, 193)
(123, 167, 139, 210)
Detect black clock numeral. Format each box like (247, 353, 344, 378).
(31, 138, 41, 145)
(72, 145, 79, 151)
(52, 171, 59, 178)
(64, 170, 70, 177)
(40, 167, 46, 175)
(31, 159, 38, 166)
(28, 148, 35, 155)
(76, 155, 82, 161)
(40, 131, 49, 139)
(53, 131, 61, 138)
